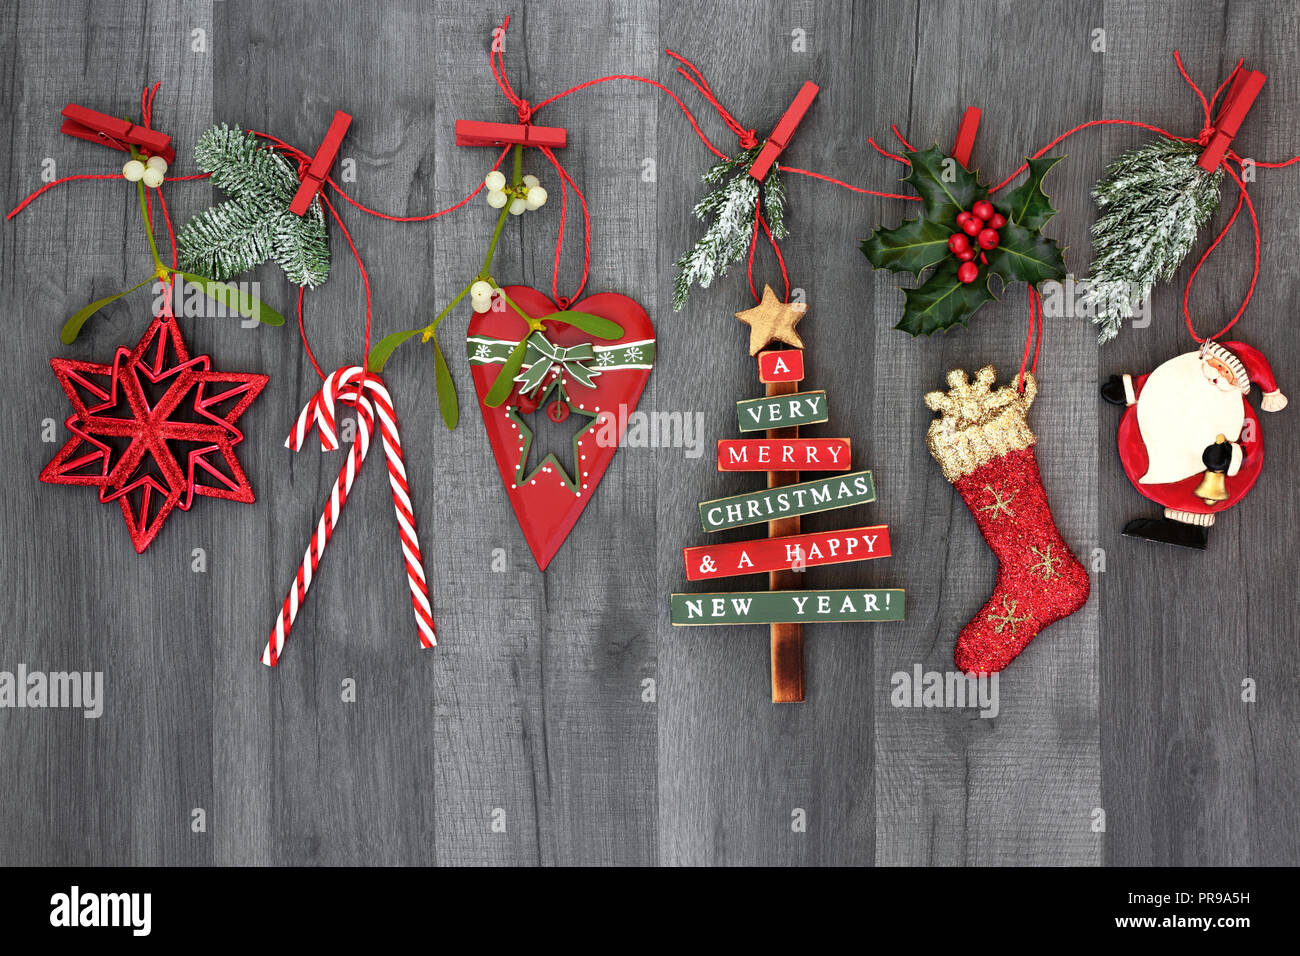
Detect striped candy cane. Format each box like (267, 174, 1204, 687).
(263, 367, 436, 666)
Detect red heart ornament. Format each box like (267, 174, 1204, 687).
(467, 286, 655, 570)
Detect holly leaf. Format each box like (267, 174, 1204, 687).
(897, 259, 998, 336)
(861, 216, 953, 279)
(995, 156, 1064, 232)
(902, 146, 985, 221)
(983, 221, 1067, 286)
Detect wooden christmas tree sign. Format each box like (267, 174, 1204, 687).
(671, 289, 905, 702)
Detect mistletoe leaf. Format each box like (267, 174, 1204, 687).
(996, 156, 1065, 231)
(177, 273, 285, 326)
(429, 329, 459, 430)
(903, 146, 985, 221)
(60, 275, 156, 344)
(543, 310, 623, 340)
(896, 259, 997, 336)
(983, 221, 1067, 286)
(861, 216, 953, 278)
(484, 338, 531, 407)
(366, 328, 423, 373)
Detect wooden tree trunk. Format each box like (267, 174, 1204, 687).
(766, 378, 803, 702)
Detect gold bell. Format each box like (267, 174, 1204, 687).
(1194, 470, 1229, 505)
(1193, 434, 1231, 505)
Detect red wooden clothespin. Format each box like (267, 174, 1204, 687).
(60, 103, 176, 165)
(288, 110, 353, 216)
(749, 81, 820, 182)
(454, 119, 567, 150)
(1197, 68, 1267, 172)
(951, 106, 981, 168)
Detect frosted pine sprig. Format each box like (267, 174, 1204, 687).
(178, 124, 330, 287)
(672, 145, 788, 310)
(1083, 137, 1222, 342)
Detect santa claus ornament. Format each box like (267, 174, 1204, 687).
(1102, 340, 1286, 549)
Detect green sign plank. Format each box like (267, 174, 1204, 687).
(671, 589, 905, 625)
(698, 470, 875, 532)
(735, 389, 828, 432)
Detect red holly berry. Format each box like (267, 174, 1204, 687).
(956, 211, 972, 229)
(962, 217, 982, 237)
(972, 199, 994, 221)
(958, 261, 979, 284)
(986, 212, 1006, 230)
(956, 247, 976, 261)
(948, 233, 970, 254)
(977, 228, 1000, 250)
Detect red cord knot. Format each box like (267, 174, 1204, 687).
(556, 296, 571, 310)
(739, 129, 758, 151)
(1197, 124, 1214, 146)
(516, 99, 532, 124)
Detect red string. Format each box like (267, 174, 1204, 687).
(782, 165, 919, 202)
(891, 125, 916, 153)
(664, 50, 757, 149)
(867, 137, 910, 165)
(325, 145, 509, 221)
(1182, 159, 1257, 343)
(539, 145, 590, 307)
(532, 74, 727, 160)
(7, 174, 121, 219)
(744, 195, 790, 304)
(1017, 285, 1042, 392)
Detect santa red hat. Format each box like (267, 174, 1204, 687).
(1212, 340, 1285, 403)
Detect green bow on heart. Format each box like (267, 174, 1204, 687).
(513, 331, 601, 396)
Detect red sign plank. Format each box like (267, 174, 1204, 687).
(757, 349, 804, 383)
(717, 438, 851, 472)
(683, 525, 891, 581)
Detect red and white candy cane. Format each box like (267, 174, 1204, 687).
(262, 366, 436, 666)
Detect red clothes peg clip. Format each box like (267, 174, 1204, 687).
(951, 106, 982, 168)
(60, 103, 175, 165)
(288, 110, 353, 216)
(1197, 68, 1266, 172)
(748, 80, 819, 182)
(454, 119, 567, 149)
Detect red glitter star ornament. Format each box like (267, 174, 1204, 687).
(41, 309, 268, 553)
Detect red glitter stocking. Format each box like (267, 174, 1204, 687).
(925, 368, 1089, 673)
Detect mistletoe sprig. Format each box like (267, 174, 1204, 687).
(365, 145, 624, 429)
(61, 141, 285, 344)
(862, 146, 1067, 335)
(672, 144, 788, 310)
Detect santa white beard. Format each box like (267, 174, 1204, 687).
(1136, 351, 1245, 484)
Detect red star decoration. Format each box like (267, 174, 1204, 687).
(41, 311, 268, 553)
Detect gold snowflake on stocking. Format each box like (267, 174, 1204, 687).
(1028, 545, 1062, 580)
(978, 484, 1016, 520)
(988, 596, 1031, 634)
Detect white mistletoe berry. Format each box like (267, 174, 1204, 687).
(524, 185, 547, 210)
(484, 170, 507, 191)
(523, 174, 540, 189)
(145, 155, 169, 175)
(470, 280, 494, 313)
(122, 159, 146, 182)
(508, 197, 528, 216)
(141, 167, 165, 188)
(486, 189, 508, 209)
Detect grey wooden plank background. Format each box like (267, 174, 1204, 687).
(0, 0, 1295, 866)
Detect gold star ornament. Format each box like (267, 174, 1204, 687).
(734, 285, 807, 356)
